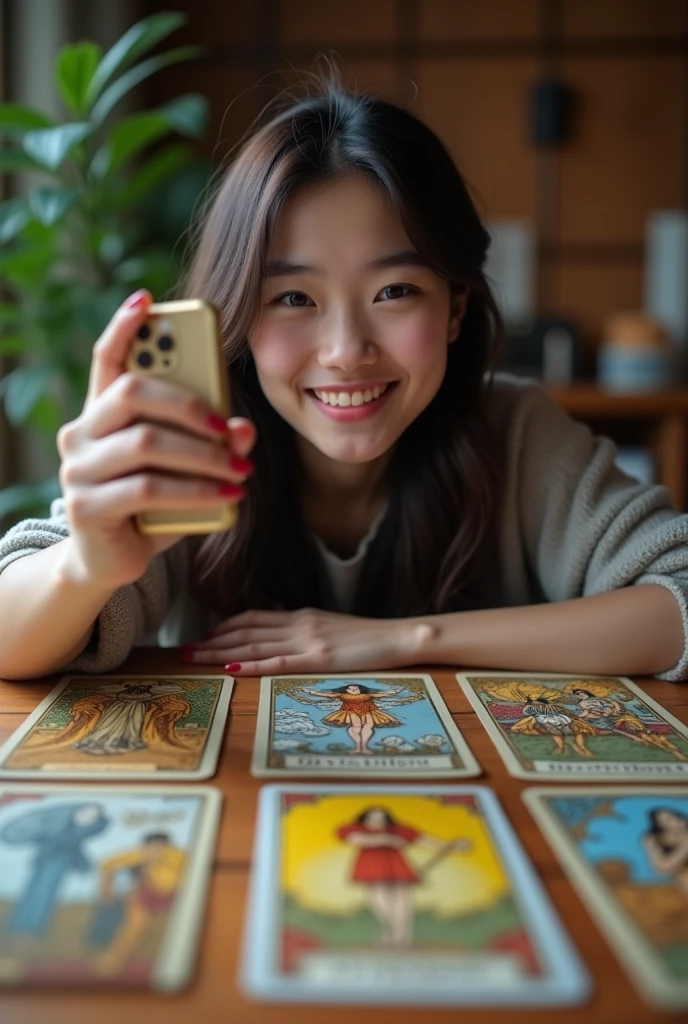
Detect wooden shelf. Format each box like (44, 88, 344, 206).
(546, 383, 688, 510)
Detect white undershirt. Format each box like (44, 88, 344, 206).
(310, 508, 386, 613)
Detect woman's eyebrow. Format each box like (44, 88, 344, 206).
(263, 249, 428, 279)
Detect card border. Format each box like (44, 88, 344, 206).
(251, 672, 480, 779)
(456, 670, 688, 781)
(0, 675, 234, 781)
(523, 784, 688, 1009)
(0, 781, 222, 992)
(240, 782, 591, 1006)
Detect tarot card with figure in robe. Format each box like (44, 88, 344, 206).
(0, 784, 221, 990)
(525, 786, 688, 1009)
(241, 784, 590, 1006)
(252, 673, 480, 778)
(0, 675, 233, 780)
(457, 671, 688, 781)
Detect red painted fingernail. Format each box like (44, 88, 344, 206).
(124, 289, 150, 309)
(180, 644, 196, 653)
(225, 663, 242, 672)
(228, 456, 254, 476)
(206, 413, 229, 434)
(218, 483, 246, 498)
(180, 652, 195, 663)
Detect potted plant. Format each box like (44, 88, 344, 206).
(0, 10, 209, 524)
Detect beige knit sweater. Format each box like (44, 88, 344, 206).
(2, 373, 688, 680)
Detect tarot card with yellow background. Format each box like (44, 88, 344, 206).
(0, 675, 234, 781)
(457, 671, 688, 781)
(241, 784, 590, 1006)
(525, 786, 688, 1010)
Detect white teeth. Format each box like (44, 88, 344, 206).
(313, 384, 389, 407)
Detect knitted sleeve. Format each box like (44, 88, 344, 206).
(0, 498, 186, 672)
(513, 382, 688, 682)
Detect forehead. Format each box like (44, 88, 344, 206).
(267, 174, 411, 261)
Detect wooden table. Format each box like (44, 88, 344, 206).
(1, 649, 687, 1024)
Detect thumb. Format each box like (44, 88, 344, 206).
(86, 290, 152, 404)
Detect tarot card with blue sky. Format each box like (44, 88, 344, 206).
(0, 784, 221, 990)
(252, 673, 480, 778)
(525, 786, 688, 1009)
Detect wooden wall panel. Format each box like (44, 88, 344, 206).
(561, 0, 687, 38)
(559, 55, 686, 245)
(414, 59, 537, 220)
(418, 0, 540, 40)
(280, 0, 397, 45)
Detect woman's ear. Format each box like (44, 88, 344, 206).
(448, 287, 470, 344)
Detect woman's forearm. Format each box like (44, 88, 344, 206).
(0, 540, 117, 680)
(411, 584, 685, 677)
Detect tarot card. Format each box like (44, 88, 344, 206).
(525, 786, 688, 1009)
(252, 672, 480, 778)
(457, 670, 688, 781)
(0, 783, 221, 990)
(241, 783, 590, 1006)
(0, 675, 233, 781)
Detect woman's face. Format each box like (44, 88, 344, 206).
(362, 808, 388, 830)
(346, 685, 361, 694)
(655, 809, 687, 834)
(250, 175, 465, 467)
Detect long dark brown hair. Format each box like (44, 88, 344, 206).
(184, 76, 506, 618)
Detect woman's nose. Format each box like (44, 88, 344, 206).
(317, 314, 378, 370)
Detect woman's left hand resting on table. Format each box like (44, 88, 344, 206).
(180, 608, 429, 675)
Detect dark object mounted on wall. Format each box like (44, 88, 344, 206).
(500, 317, 584, 386)
(530, 78, 574, 146)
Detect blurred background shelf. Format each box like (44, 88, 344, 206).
(548, 384, 688, 509)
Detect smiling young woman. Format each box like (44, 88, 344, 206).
(0, 77, 687, 683)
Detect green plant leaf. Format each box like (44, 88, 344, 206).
(0, 475, 61, 521)
(158, 94, 208, 137)
(27, 393, 64, 432)
(0, 148, 47, 173)
(0, 364, 53, 425)
(0, 197, 31, 242)
(28, 186, 81, 226)
(0, 335, 28, 356)
(0, 303, 21, 326)
(90, 46, 201, 126)
(86, 11, 188, 107)
(0, 103, 53, 137)
(0, 247, 54, 290)
(56, 41, 102, 117)
(22, 123, 91, 170)
(115, 143, 191, 208)
(90, 111, 170, 178)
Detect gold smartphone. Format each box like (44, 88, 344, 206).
(125, 298, 236, 535)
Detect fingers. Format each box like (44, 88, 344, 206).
(228, 418, 256, 458)
(60, 422, 254, 488)
(63, 473, 245, 530)
(86, 290, 152, 404)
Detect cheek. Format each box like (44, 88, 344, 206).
(387, 307, 448, 377)
(250, 323, 306, 387)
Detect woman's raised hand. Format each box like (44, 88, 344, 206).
(57, 290, 255, 589)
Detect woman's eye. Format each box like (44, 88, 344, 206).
(274, 291, 312, 307)
(378, 283, 415, 301)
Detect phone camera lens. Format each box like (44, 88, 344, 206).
(137, 324, 151, 340)
(136, 351, 153, 368)
(157, 335, 174, 352)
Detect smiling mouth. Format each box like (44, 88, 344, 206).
(309, 383, 396, 408)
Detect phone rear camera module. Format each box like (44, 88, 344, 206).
(157, 335, 174, 352)
(136, 350, 153, 369)
(137, 324, 151, 340)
